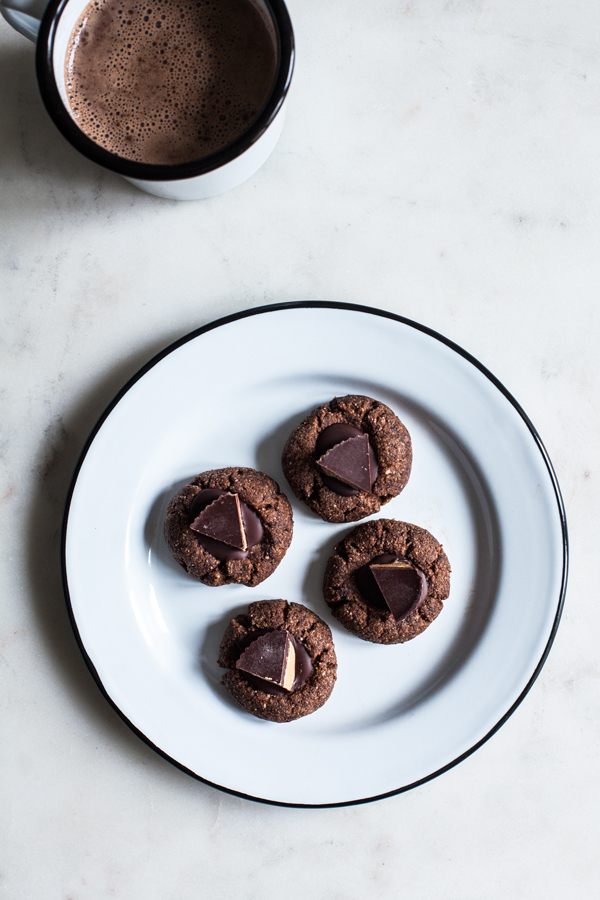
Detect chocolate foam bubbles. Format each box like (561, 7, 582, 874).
(65, 0, 278, 165)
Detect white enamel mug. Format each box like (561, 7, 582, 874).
(0, 0, 294, 199)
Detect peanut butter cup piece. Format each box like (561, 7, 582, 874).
(236, 631, 296, 691)
(190, 492, 248, 550)
(369, 558, 428, 622)
(316, 433, 373, 493)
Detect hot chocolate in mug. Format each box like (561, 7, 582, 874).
(1, 0, 294, 199)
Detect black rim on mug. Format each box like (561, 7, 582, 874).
(35, 0, 295, 182)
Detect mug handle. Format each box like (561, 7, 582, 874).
(0, 0, 48, 41)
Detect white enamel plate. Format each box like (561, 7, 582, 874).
(62, 303, 567, 806)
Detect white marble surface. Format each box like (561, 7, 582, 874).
(1, 0, 599, 896)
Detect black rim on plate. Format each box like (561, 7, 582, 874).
(36, 0, 294, 181)
(60, 301, 569, 808)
